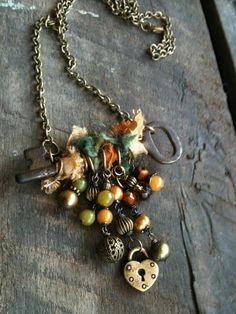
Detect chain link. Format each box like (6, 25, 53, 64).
(32, 0, 176, 155)
(105, 0, 176, 60)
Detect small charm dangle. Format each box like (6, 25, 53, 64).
(124, 245, 159, 292)
(116, 214, 134, 236)
(86, 174, 100, 202)
(99, 234, 125, 263)
(16, 107, 181, 291)
(150, 239, 171, 262)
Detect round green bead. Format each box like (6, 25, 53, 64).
(79, 209, 96, 226)
(97, 190, 115, 207)
(72, 178, 88, 193)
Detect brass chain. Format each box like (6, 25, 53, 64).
(32, 0, 176, 157)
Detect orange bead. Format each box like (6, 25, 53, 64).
(111, 185, 124, 201)
(135, 167, 149, 181)
(149, 175, 164, 192)
(97, 208, 113, 225)
(134, 214, 150, 232)
(122, 191, 136, 206)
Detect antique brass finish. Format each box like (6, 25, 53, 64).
(32, 0, 176, 160)
(124, 246, 159, 292)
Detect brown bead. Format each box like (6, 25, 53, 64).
(59, 190, 79, 209)
(122, 191, 137, 206)
(111, 185, 124, 201)
(134, 214, 150, 232)
(134, 167, 149, 181)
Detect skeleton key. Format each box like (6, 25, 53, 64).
(15, 146, 58, 184)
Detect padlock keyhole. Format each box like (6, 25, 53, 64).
(138, 268, 146, 281)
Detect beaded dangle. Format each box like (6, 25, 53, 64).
(16, 110, 182, 292)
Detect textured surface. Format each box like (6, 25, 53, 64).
(201, 0, 236, 129)
(214, 0, 236, 70)
(0, 0, 236, 313)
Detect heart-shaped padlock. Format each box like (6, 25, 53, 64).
(124, 246, 159, 292)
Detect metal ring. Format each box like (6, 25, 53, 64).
(116, 177, 125, 189)
(101, 147, 108, 169)
(112, 165, 126, 178)
(91, 173, 99, 184)
(42, 139, 60, 156)
(128, 237, 143, 251)
(145, 124, 155, 134)
(49, 149, 54, 163)
(56, 158, 64, 176)
(103, 169, 111, 179)
(116, 146, 122, 166)
(81, 154, 89, 173)
(85, 155, 95, 174)
(128, 246, 149, 261)
(143, 121, 183, 164)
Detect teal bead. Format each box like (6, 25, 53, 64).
(72, 178, 88, 193)
(79, 209, 96, 226)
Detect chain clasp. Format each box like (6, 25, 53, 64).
(142, 23, 164, 34)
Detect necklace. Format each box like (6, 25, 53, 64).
(16, 0, 182, 292)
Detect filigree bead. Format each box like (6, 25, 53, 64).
(99, 235, 125, 263)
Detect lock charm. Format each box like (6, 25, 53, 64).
(123, 246, 159, 292)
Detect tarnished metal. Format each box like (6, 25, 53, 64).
(105, 0, 176, 60)
(32, 0, 176, 157)
(116, 215, 134, 236)
(86, 173, 100, 202)
(100, 235, 125, 263)
(150, 240, 171, 262)
(15, 147, 58, 184)
(143, 121, 183, 164)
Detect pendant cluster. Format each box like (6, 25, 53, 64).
(17, 110, 173, 292)
(56, 145, 170, 291)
